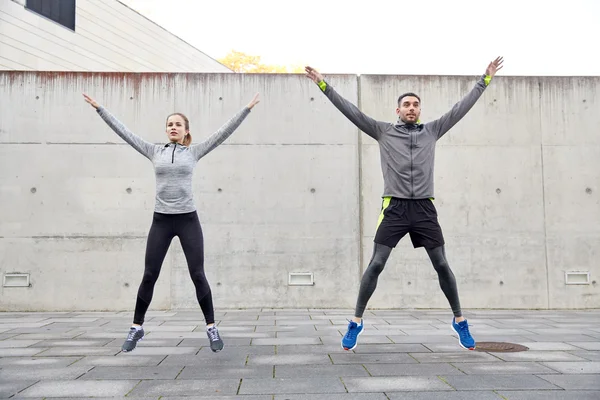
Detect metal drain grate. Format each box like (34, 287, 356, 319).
(474, 342, 529, 352)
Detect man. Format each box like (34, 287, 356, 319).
(305, 57, 503, 351)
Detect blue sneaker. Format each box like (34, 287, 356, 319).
(341, 319, 364, 350)
(452, 318, 475, 350)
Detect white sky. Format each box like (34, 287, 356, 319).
(119, 0, 600, 76)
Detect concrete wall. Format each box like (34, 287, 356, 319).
(0, 0, 230, 73)
(0, 71, 598, 312)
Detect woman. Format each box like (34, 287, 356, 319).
(83, 92, 260, 353)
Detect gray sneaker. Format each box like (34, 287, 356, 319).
(122, 327, 144, 352)
(207, 326, 224, 352)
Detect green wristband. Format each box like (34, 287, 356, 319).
(317, 80, 327, 91)
(484, 75, 492, 86)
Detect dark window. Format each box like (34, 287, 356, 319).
(26, 0, 76, 31)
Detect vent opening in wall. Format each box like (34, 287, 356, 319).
(564, 271, 590, 285)
(288, 272, 314, 286)
(3, 273, 30, 287)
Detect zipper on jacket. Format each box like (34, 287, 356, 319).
(171, 143, 176, 163)
(410, 131, 414, 197)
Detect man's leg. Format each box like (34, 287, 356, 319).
(425, 246, 462, 319)
(341, 243, 393, 350)
(425, 245, 475, 349)
(353, 243, 393, 321)
(409, 199, 475, 350)
(342, 197, 407, 351)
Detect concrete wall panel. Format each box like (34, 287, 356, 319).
(0, 237, 171, 312)
(1, 71, 598, 311)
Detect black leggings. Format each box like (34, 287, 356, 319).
(354, 243, 462, 318)
(133, 211, 214, 325)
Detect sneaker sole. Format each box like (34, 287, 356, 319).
(121, 335, 144, 353)
(451, 325, 475, 350)
(341, 326, 364, 351)
(210, 341, 224, 353)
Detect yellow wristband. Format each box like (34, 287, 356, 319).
(317, 80, 327, 91)
(484, 75, 492, 86)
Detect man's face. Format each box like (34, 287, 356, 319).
(396, 96, 421, 124)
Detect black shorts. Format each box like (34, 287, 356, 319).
(374, 197, 445, 249)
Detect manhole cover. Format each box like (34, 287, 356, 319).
(474, 342, 529, 352)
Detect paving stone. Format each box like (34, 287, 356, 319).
(255, 325, 311, 332)
(528, 328, 598, 335)
(178, 365, 273, 379)
(274, 395, 388, 400)
(364, 362, 464, 376)
(162, 397, 270, 400)
(388, 335, 457, 343)
(0, 340, 41, 348)
(0, 323, 52, 329)
(387, 391, 504, 400)
(513, 342, 583, 351)
(442, 374, 561, 390)
(275, 364, 370, 378)
(343, 376, 453, 392)
(122, 346, 200, 355)
(10, 332, 86, 340)
(34, 347, 119, 356)
(218, 320, 275, 326)
(423, 343, 475, 352)
(105, 337, 183, 347)
(567, 342, 600, 351)
(248, 354, 333, 366)
(142, 331, 212, 339)
(239, 377, 346, 394)
(72, 355, 165, 366)
(523, 335, 599, 342)
(0, 381, 38, 398)
(130, 378, 241, 396)
(541, 362, 600, 374)
(258, 315, 312, 321)
(143, 325, 199, 331)
(538, 374, 600, 389)
(0, 365, 93, 380)
(497, 390, 600, 399)
(277, 329, 341, 338)
(320, 335, 392, 345)
(0, 356, 80, 367)
(274, 344, 341, 355)
(78, 366, 182, 380)
(569, 351, 600, 361)
(452, 362, 557, 374)
(16, 380, 139, 398)
(410, 352, 501, 363)
(331, 353, 417, 364)
(15, 398, 121, 400)
(0, 333, 19, 340)
(0, 348, 47, 357)
(29, 339, 113, 347)
(158, 354, 248, 367)
(177, 337, 253, 346)
(251, 337, 322, 346)
(490, 351, 588, 362)
(353, 343, 430, 354)
(196, 345, 275, 355)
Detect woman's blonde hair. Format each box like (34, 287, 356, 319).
(166, 113, 192, 146)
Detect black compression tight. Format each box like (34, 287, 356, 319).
(133, 211, 214, 326)
(354, 244, 462, 318)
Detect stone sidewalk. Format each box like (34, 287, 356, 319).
(0, 309, 599, 399)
